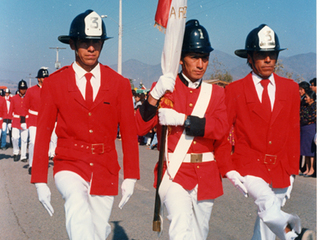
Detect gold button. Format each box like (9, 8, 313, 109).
(89, 130, 93, 133)
(190, 90, 193, 93)
(268, 169, 271, 171)
(257, 159, 260, 161)
(269, 141, 272, 144)
(193, 141, 196, 144)
(197, 166, 200, 169)
(189, 103, 193, 107)
(90, 163, 93, 166)
(88, 112, 92, 116)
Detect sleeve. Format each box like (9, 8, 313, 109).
(118, 78, 140, 180)
(286, 83, 302, 175)
(30, 79, 58, 183)
(202, 86, 230, 141)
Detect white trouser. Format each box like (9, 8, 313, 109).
(12, 125, 28, 159)
(55, 171, 114, 240)
(28, 126, 36, 167)
(164, 182, 214, 240)
(244, 176, 301, 240)
(49, 123, 57, 158)
(2, 122, 12, 133)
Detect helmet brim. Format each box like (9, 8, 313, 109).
(58, 35, 112, 44)
(235, 48, 287, 58)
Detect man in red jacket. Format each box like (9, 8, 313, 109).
(136, 20, 240, 240)
(225, 24, 315, 240)
(30, 10, 140, 240)
(24, 67, 49, 175)
(10, 80, 28, 162)
(1, 88, 12, 150)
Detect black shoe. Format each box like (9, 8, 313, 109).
(21, 158, 28, 162)
(13, 155, 19, 162)
(28, 167, 32, 175)
(295, 228, 315, 240)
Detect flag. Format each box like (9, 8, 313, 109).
(155, 0, 187, 79)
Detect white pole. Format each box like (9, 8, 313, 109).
(118, 0, 122, 75)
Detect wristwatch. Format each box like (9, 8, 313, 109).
(184, 115, 191, 129)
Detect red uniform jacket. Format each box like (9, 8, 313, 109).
(31, 64, 140, 196)
(0, 97, 6, 125)
(24, 84, 41, 128)
(3, 96, 12, 120)
(136, 75, 233, 200)
(225, 73, 300, 188)
(9, 94, 27, 129)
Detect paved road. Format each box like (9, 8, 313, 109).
(0, 140, 317, 240)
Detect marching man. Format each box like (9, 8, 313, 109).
(10, 80, 28, 162)
(1, 88, 12, 150)
(136, 19, 237, 240)
(31, 10, 140, 240)
(24, 67, 49, 174)
(224, 24, 315, 240)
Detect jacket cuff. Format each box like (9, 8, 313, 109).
(139, 100, 158, 122)
(185, 115, 205, 136)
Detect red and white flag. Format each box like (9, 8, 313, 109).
(155, 0, 187, 82)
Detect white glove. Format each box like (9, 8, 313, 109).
(282, 175, 295, 207)
(158, 108, 185, 126)
(150, 74, 175, 100)
(35, 183, 54, 216)
(21, 123, 27, 130)
(226, 170, 248, 197)
(118, 178, 137, 209)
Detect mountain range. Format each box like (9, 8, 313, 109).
(111, 51, 316, 89)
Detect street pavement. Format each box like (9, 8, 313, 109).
(0, 140, 317, 240)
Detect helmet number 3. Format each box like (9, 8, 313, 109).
(198, 28, 204, 39)
(90, 17, 99, 29)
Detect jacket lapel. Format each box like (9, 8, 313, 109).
(244, 74, 270, 122)
(91, 64, 110, 109)
(270, 74, 285, 125)
(67, 67, 88, 109)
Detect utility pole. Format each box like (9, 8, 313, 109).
(118, 0, 122, 75)
(49, 47, 66, 69)
(101, 0, 122, 75)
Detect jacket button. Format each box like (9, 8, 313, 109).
(269, 141, 272, 144)
(90, 163, 93, 166)
(190, 90, 193, 94)
(193, 141, 196, 144)
(88, 112, 92, 116)
(189, 103, 193, 107)
(89, 130, 93, 133)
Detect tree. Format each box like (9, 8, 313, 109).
(209, 54, 233, 83)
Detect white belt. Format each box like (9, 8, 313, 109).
(168, 152, 215, 163)
(13, 114, 20, 118)
(29, 109, 38, 116)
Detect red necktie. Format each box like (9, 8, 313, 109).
(260, 79, 271, 117)
(85, 73, 93, 107)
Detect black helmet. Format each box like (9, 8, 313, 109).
(4, 88, 10, 94)
(235, 24, 286, 58)
(58, 9, 111, 44)
(182, 19, 213, 54)
(18, 80, 28, 90)
(36, 68, 49, 78)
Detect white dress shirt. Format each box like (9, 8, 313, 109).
(72, 62, 101, 101)
(252, 72, 276, 110)
(181, 73, 202, 89)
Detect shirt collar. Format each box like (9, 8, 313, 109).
(180, 72, 202, 89)
(252, 71, 275, 86)
(72, 61, 100, 79)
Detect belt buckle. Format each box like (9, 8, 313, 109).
(190, 153, 202, 163)
(264, 154, 277, 164)
(91, 143, 104, 155)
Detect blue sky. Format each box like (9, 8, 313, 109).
(0, 0, 316, 86)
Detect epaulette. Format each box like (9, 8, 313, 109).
(49, 65, 70, 77)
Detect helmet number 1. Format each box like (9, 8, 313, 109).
(198, 28, 204, 39)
